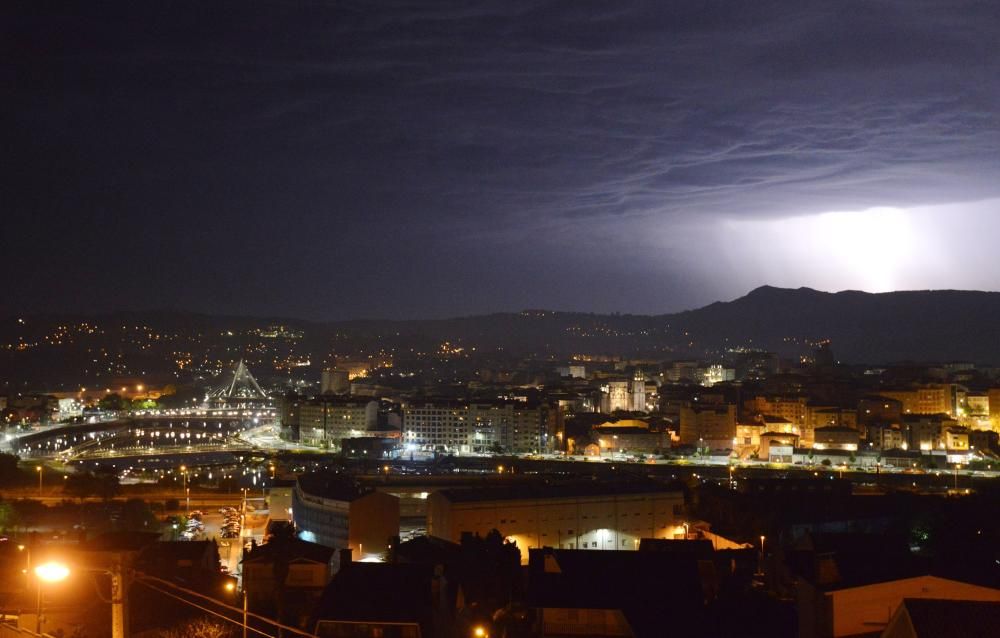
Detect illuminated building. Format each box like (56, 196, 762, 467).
(746, 396, 809, 432)
(630, 370, 646, 412)
(734, 422, 764, 458)
(865, 423, 905, 451)
(402, 401, 545, 454)
(600, 380, 631, 413)
(798, 575, 1000, 638)
(556, 364, 587, 378)
(320, 368, 351, 395)
(700, 364, 735, 387)
(664, 360, 700, 382)
(805, 407, 857, 448)
(879, 385, 954, 416)
(760, 431, 800, 460)
(678, 401, 736, 448)
(294, 397, 379, 447)
(900, 414, 956, 451)
(811, 426, 859, 451)
(943, 426, 969, 453)
(292, 472, 399, 559)
(427, 482, 685, 563)
(988, 387, 1000, 430)
(591, 419, 672, 455)
(963, 392, 989, 417)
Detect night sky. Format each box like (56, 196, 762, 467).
(5, 1, 1000, 320)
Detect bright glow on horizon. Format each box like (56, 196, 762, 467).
(699, 197, 1000, 301)
(727, 206, 917, 293)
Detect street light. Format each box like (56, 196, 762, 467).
(180, 465, 189, 512)
(759, 535, 766, 575)
(36, 465, 43, 495)
(34, 561, 70, 634)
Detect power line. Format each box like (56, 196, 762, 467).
(132, 573, 317, 638)
(133, 579, 274, 638)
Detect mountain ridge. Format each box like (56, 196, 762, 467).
(4, 287, 1000, 386)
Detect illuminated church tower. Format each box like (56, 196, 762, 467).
(631, 370, 646, 412)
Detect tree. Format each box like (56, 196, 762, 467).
(0, 501, 20, 532)
(154, 617, 235, 638)
(64, 473, 98, 500)
(132, 398, 159, 410)
(98, 393, 127, 411)
(95, 473, 121, 500)
(0, 453, 29, 487)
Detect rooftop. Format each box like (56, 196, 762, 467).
(435, 479, 681, 503)
(297, 471, 377, 502)
(243, 537, 334, 565)
(895, 598, 1000, 638)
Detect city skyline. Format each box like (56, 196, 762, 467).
(5, 2, 1000, 319)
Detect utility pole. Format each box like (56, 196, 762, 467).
(109, 555, 128, 638)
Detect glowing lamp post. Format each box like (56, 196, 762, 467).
(758, 535, 766, 576)
(34, 561, 70, 634)
(180, 465, 189, 512)
(36, 465, 43, 495)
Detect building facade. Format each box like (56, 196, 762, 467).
(284, 396, 379, 447)
(427, 484, 686, 563)
(401, 401, 545, 454)
(679, 402, 737, 448)
(292, 473, 400, 559)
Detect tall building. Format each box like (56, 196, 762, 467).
(283, 396, 379, 448)
(678, 402, 736, 448)
(988, 388, 1000, 431)
(746, 396, 809, 431)
(630, 370, 646, 412)
(320, 368, 351, 395)
(402, 400, 545, 454)
(880, 385, 954, 416)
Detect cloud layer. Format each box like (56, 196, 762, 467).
(4, 1, 1000, 317)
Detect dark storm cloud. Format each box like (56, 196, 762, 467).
(3, 1, 1000, 318)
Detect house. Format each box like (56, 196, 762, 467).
(137, 540, 222, 587)
(881, 598, 1000, 638)
(526, 548, 708, 638)
(242, 536, 334, 629)
(798, 575, 1000, 638)
(312, 552, 447, 638)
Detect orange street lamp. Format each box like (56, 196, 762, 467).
(36, 465, 43, 495)
(34, 561, 70, 633)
